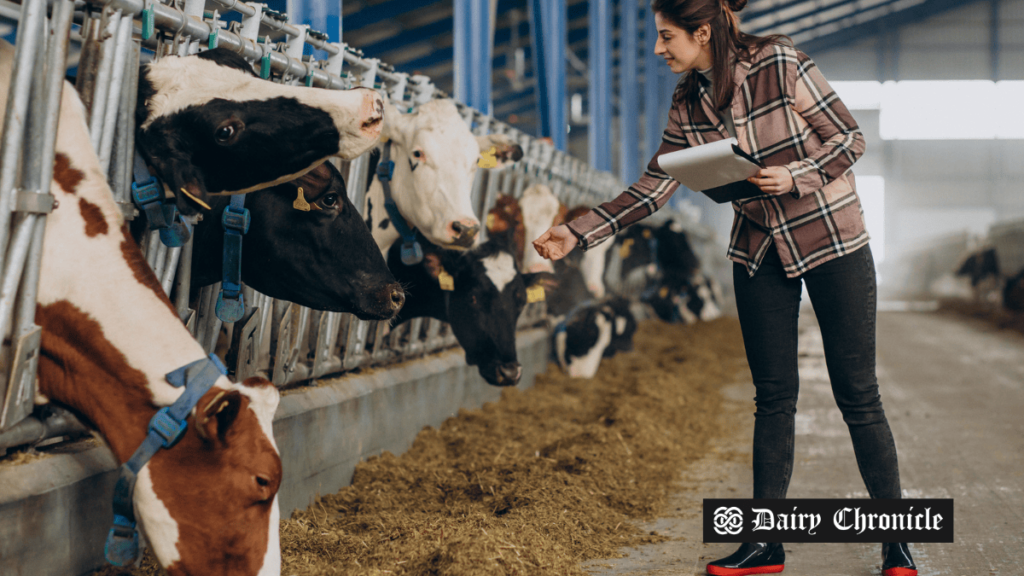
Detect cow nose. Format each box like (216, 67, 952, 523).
(496, 362, 522, 384)
(389, 285, 405, 311)
(448, 219, 480, 247)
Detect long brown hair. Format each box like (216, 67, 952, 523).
(651, 0, 790, 112)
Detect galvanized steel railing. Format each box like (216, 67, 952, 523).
(0, 0, 627, 449)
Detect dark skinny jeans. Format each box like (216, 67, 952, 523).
(732, 244, 902, 501)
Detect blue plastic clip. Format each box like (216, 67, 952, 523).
(149, 407, 187, 449)
(400, 241, 424, 266)
(104, 514, 139, 567)
(216, 197, 249, 323)
(141, 8, 155, 41)
(376, 159, 395, 181)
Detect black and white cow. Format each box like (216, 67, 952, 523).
(189, 161, 404, 319)
(364, 99, 523, 254)
(552, 296, 637, 379)
(642, 272, 723, 324)
(135, 48, 384, 213)
(1004, 269, 1024, 312)
(387, 232, 543, 387)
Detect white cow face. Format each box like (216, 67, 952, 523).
(519, 183, 563, 274)
(383, 99, 522, 249)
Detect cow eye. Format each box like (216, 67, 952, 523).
(320, 193, 339, 208)
(215, 125, 234, 142)
(412, 150, 423, 159)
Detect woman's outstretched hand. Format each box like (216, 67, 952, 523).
(532, 224, 578, 261)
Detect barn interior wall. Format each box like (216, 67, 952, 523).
(808, 0, 1024, 286)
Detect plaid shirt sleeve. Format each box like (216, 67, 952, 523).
(783, 51, 866, 199)
(565, 92, 686, 250)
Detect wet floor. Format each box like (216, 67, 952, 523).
(587, 309, 1024, 576)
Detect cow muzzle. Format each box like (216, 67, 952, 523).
(492, 362, 522, 387)
(446, 219, 480, 249)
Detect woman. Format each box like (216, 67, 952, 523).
(532, 1, 916, 575)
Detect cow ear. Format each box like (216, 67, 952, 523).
(195, 389, 243, 446)
(380, 98, 410, 147)
(523, 271, 557, 293)
(476, 135, 524, 169)
(140, 137, 212, 215)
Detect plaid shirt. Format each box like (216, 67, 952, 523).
(567, 44, 869, 278)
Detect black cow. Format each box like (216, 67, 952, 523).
(643, 272, 722, 324)
(135, 48, 384, 213)
(189, 162, 404, 320)
(956, 248, 1000, 287)
(1004, 269, 1024, 312)
(387, 232, 544, 387)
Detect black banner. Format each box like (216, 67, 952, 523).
(703, 499, 954, 543)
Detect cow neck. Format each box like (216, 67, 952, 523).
(39, 115, 210, 463)
(377, 141, 423, 265)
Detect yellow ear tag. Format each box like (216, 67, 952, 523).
(659, 286, 670, 299)
(642, 228, 652, 239)
(619, 238, 634, 259)
(293, 187, 311, 211)
(179, 187, 211, 210)
(486, 212, 496, 231)
(438, 269, 455, 291)
(526, 284, 545, 303)
(477, 146, 498, 169)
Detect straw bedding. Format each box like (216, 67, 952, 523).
(93, 317, 746, 576)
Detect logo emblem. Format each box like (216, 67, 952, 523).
(713, 506, 744, 535)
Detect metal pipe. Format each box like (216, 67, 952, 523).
(87, 8, 120, 149)
(109, 40, 140, 205)
(0, 407, 89, 453)
(0, 0, 46, 276)
(97, 13, 133, 174)
(160, 246, 181, 296)
(0, 216, 39, 340)
(173, 226, 194, 320)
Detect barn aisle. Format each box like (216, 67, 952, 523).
(590, 310, 1024, 576)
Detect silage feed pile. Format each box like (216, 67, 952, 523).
(94, 317, 747, 576)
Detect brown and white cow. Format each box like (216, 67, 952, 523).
(363, 98, 522, 254)
(1, 41, 282, 576)
(135, 48, 384, 213)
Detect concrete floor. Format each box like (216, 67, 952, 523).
(587, 310, 1024, 576)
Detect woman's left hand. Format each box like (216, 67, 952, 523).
(747, 166, 795, 195)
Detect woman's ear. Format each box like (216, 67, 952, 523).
(696, 23, 712, 45)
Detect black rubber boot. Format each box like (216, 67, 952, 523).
(706, 542, 785, 576)
(881, 542, 917, 576)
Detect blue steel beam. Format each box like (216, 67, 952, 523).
(454, 0, 492, 114)
(588, 0, 612, 170)
(619, 0, 639, 182)
(529, 0, 567, 150)
(643, 5, 662, 169)
(796, 0, 981, 54)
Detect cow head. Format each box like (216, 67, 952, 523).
(519, 184, 565, 274)
(643, 272, 722, 324)
(136, 48, 384, 213)
(618, 224, 658, 282)
(390, 233, 542, 386)
(133, 378, 282, 576)
(554, 303, 615, 379)
(381, 99, 522, 248)
(191, 162, 404, 319)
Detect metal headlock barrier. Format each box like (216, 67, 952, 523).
(0, 0, 630, 450)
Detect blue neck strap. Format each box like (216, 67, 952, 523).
(104, 354, 228, 567)
(378, 142, 423, 265)
(554, 299, 595, 336)
(216, 194, 250, 323)
(131, 151, 193, 247)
